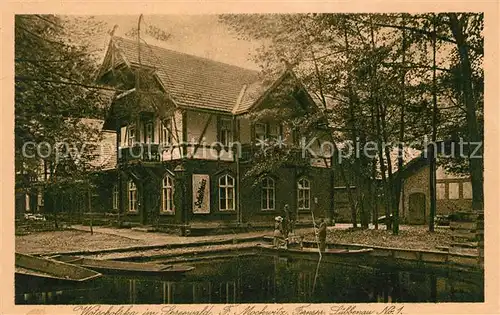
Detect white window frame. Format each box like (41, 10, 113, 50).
(161, 174, 175, 214)
(448, 182, 460, 200)
(255, 123, 267, 141)
(128, 125, 136, 147)
(112, 184, 119, 210)
(37, 190, 44, 207)
(128, 180, 138, 212)
(261, 177, 275, 210)
(219, 118, 233, 147)
(219, 174, 235, 211)
(161, 118, 172, 145)
(269, 124, 281, 141)
(144, 121, 154, 144)
(297, 178, 311, 210)
(462, 182, 473, 200)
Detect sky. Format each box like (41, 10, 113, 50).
(92, 15, 261, 70)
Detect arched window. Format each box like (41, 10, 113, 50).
(161, 174, 174, 213)
(297, 178, 310, 210)
(219, 174, 235, 211)
(128, 180, 138, 212)
(261, 177, 275, 210)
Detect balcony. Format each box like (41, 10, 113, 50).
(239, 143, 312, 166)
(119, 143, 161, 164)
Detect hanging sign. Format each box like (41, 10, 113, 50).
(192, 174, 210, 214)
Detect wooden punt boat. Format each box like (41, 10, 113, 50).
(15, 252, 102, 283)
(258, 244, 373, 260)
(49, 255, 195, 275)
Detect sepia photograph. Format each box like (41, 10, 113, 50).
(11, 10, 490, 309)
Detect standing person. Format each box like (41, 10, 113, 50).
(273, 216, 284, 248)
(317, 218, 328, 252)
(288, 204, 296, 234)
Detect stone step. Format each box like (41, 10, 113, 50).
(452, 232, 478, 242)
(131, 226, 156, 232)
(452, 212, 481, 222)
(450, 221, 477, 230)
(450, 241, 479, 249)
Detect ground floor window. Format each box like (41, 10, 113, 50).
(462, 181, 472, 199)
(161, 174, 174, 213)
(128, 181, 138, 212)
(297, 178, 310, 210)
(219, 174, 235, 211)
(261, 177, 275, 210)
(112, 184, 119, 210)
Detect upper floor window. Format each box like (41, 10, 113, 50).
(127, 125, 136, 147)
(297, 178, 310, 210)
(128, 180, 138, 212)
(161, 174, 175, 213)
(255, 123, 267, 141)
(261, 177, 275, 210)
(219, 174, 235, 211)
(254, 122, 282, 142)
(144, 121, 154, 143)
(161, 118, 172, 145)
(269, 124, 281, 141)
(218, 118, 233, 147)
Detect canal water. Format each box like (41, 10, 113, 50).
(15, 255, 484, 304)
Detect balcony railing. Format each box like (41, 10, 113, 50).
(239, 143, 313, 165)
(119, 144, 161, 163)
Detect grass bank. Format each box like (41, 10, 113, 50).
(302, 226, 452, 251)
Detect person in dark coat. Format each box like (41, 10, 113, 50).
(288, 204, 296, 234)
(317, 218, 328, 252)
(282, 205, 290, 238)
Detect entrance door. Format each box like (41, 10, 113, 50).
(408, 192, 426, 224)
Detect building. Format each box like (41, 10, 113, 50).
(97, 37, 333, 234)
(15, 118, 117, 221)
(397, 155, 473, 225)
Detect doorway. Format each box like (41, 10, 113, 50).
(408, 192, 426, 224)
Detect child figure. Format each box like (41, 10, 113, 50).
(273, 216, 285, 248)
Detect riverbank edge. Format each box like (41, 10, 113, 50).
(32, 233, 483, 271)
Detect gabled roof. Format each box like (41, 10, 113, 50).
(106, 37, 264, 113)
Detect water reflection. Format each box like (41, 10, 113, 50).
(15, 255, 483, 304)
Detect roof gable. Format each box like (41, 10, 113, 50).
(108, 37, 261, 113)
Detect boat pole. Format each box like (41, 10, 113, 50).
(310, 208, 322, 294)
(310, 209, 322, 259)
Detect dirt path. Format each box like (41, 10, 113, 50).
(15, 230, 147, 255)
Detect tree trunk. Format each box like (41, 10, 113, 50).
(380, 102, 394, 230)
(448, 13, 484, 211)
(344, 24, 361, 228)
(369, 16, 391, 229)
(394, 14, 407, 235)
(429, 15, 438, 232)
